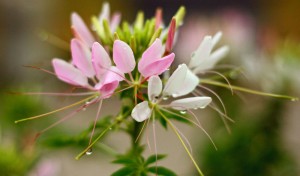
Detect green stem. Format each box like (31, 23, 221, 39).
(200, 79, 298, 101)
(156, 108, 204, 176)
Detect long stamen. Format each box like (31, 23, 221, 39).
(34, 97, 99, 141)
(135, 119, 148, 143)
(38, 30, 70, 51)
(205, 70, 233, 95)
(195, 86, 227, 116)
(88, 99, 103, 145)
(75, 122, 117, 160)
(160, 107, 217, 150)
(152, 110, 158, 174)
(172, 123, 193, 154)
(9, 91, 95, 96)
(156, 108, 204, 176)
(23, 65, 56, 76)
(208, 104, 232, 133)
(201, 79, 299, 101)
(15, 94, 99, 123)
(187, 109, 217, 150)
(35, 101, 96, 139)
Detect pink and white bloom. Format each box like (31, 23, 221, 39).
(131, 64, 212, 122)
(189, 32, 229, 74)
(52, 39, 123, 99)
(113, 38, 175, 78)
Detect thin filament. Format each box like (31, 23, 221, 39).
(88, 99, 103, 145)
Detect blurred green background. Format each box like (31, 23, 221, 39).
(0, 0, 299, 175)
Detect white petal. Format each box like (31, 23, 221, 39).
(193, 45, 229, 74)
(148, 76, 162, 102)
(211, 31, 222, 48)
(173, 68, 199, 97)
(131, 101, 152, 122)
(210, 45, 229, 63)
(189, 36, 213, 69)
(170, 97, 212, 110)
(163, 64, 187, 96)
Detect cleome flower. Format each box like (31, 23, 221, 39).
(131, 64, 212, 122)
(52, 38, 124, 99)
(188, 31, 229, 74)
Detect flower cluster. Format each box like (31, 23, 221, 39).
(16, 2, 297, 176)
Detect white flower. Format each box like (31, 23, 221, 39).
(131, 64, 212, 122)
(189, 31, 229, 73)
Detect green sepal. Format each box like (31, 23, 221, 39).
(103, 19, 113, 44)
(134, 11, 144, 31)
(173, 6, 186, 27)
(122, 22, 132, 43)
(91, 16, 107, 44)
(148, 27, 162, 46)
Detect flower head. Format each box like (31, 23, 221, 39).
(131, 64, 212, 122)
(189, 31, 229, 73)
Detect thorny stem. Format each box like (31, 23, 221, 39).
(156, 108, 204, 176)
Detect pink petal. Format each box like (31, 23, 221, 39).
(139, 53, 175, 78)
(92, 42, 111, 79)
(138, 39, 163, 72)
(94, 67, 123, 98)
(131, 101, 152, 122)
(71, 39, 95, 78)
(71, 12, 95, 47)
(113, 40, 136, 73)
(165, 18, 176, 53)
(110, 12, 121, 32)
(52, 58, 89, 87)
(155, 8, 163, 29)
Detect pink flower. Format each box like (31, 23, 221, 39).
(52, 39, 123, 99)
(113, 38, 175, 78)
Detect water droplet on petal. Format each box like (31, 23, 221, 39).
(86, 148, 93, 155)
(180, 110, 187, 114)
(82, 108, 86, 111)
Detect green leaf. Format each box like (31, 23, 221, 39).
(145, 154, 166, 165)
(111, 167, 135, 176)
(112, 157, 135, 165)
(148, 166, 177, 176)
